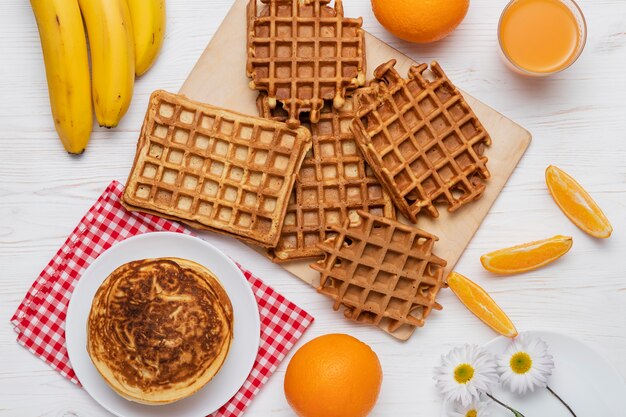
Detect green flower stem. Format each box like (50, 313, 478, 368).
(485, 393, 526, 417)
(547, 386, 578, 417)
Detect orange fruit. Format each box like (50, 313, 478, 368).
(480, 235, 573, 274)
(284, 334, 382, 417)
(447, 272, 518, 338)
(371, 0, 470, 44)
(546, 165, 613, 238)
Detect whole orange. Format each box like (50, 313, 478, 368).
(284, 334, 382, 417)
(371, 0, 470, 43)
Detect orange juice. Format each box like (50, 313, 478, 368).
(499, 0, 585, 74)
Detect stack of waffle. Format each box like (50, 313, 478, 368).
(123, 0, 493, 335)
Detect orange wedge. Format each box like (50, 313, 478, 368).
(447, 272, 518, 338)
(480, 235, 573, 274)
(546, 165, 612, 238)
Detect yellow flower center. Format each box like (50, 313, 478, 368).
(454, 363, 475, 384)
(510, 352, 533, 374)
(466, 410, 478, 417)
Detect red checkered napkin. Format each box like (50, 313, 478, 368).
(11, 180, 314, 417)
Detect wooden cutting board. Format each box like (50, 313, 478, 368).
(180, 0, 532, 340)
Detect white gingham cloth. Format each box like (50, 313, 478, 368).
(11, 180, 314, 417)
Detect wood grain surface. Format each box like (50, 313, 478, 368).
(1, 0, 625, 416)
(180, 0, 531, 341)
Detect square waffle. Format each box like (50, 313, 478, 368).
(351, 59, 492, 222)
(123, 90, 311, 248)
(246, 0, 366, 128)
(257, 93, 395, 262)
(311, 210, 447, 333)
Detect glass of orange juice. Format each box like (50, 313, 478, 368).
(498, 0, 587, 76)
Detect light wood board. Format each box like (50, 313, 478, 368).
(180, 0, 532, 340)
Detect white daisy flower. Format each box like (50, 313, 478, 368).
(497, 333, 555, 395)
(434, 344, 499, 407)
(448, 398, 492, 417)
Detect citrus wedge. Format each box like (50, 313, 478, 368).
(480, 235, 573, 274)
(546, 165, 612, 238)
(447, 271, 518, 338)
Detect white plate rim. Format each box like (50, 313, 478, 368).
(66, 231, 261, 417)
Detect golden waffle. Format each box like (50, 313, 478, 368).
(123, 90, 311, 248)
(88, 258, 233, 404)
(257, 93, 395, 262)
(311, 210, 447, 334)
(246, 0, 366, 128)
(351, 60, 492, 222)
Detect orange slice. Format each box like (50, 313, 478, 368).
(447, 272, 518, 338)
(480, 235, 573, 274)
(546, 165, 612, 238)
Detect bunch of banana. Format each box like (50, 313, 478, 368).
(31, 0, 166, 154)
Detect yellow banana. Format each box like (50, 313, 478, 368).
(78, 0, 135, 128)
(127, 0, 166, 76)
(31, 0, 93, 154)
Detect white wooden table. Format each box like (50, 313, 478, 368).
(1, 1, 625, 415)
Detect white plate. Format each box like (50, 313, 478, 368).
(441, 330, 626, 416)
(66, 232, 260, 417)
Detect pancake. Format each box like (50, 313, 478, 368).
(87, 257, 234, 405)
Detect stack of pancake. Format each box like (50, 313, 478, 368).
(87, 257, 233, 404)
